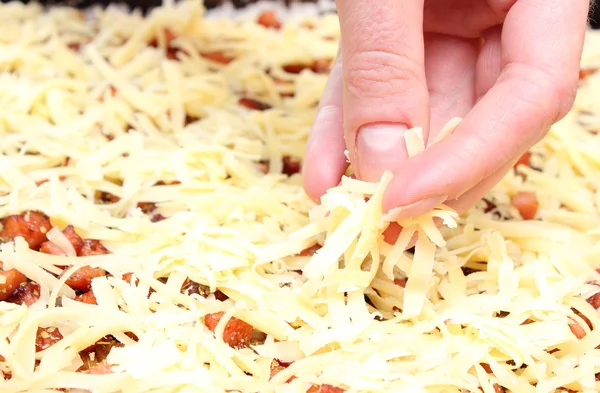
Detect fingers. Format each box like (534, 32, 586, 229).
(475, 26, 502, 99)
(302, 50, 348, 201)
(336, 0, 429, 182)
(383, 0, 589, 215)
(424, 33, 478, 144)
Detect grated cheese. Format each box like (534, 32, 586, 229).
(0, 1, 599, 393)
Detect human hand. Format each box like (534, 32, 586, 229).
(303, 0, 589, 220)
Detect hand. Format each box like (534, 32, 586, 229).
(303, 0, 589, 220)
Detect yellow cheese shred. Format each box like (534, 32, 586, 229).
(0, 1, 600, 393)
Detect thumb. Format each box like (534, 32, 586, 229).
(336, 0, 430, 182)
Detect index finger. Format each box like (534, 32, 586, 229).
(382, 0, 589, 214)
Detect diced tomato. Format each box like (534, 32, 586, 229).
(310, 59, 332, 74)
(568, 319, 586, 339)
(0, 268, 27, 301)
(87, 364, 113, 374)
(0, 211, 52, 250)
(382, 222, 403, 245)
(239, 97, 272, 111)
(282, 156, 301, 176)
(579, 68, 596, 80)
(67, 42, 81, 52)
(63, 226, 84, 255)
(269, 360, 296, 383)
(307, 385, 345, 393)
(514, 151, 531, 169)
(121, 272, 139, 285)
(95, 191, 120, 204)
(79, 239, 110, 256)
(201, 51, 232, 65)
(75, 290, 97, 305)
(511, 191, 539, 220)
(35, 327, 63, 352)
(6, 281, 40, 306)
(40, 241, 66, 256)
(480, 363, 493, 373)
(282, 63, 307, 74)
(151, 214, 166, 222)
(257, 10, 281, 29)
(588, 292, 600, 309)
(137, 202, 156, 214)
(394, 278, 407, 288)
(181, 279, 209, 297)
(297, 244, 321, 257)
(204, 312, 254, 348)
(283, 60, 331, 75)
(65, 266, 106, 291)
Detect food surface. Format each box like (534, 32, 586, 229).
(0, 1, 600, 392)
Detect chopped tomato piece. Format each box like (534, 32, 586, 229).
(40, 241, 66, 256)
(282, 156, 301, 176)
(307, 385, 345, 393)
(257, 11, 282, 29)
(297, 244, 321, 257)
(394, 278, 407, 288)
(67, 42, 81, 52)
(65, 266, 106, 291)
(121, 272, 139, 285)
(63, 225, 84, 255)
(514, 151, 531, 169)
(283, 60, 331, 74)
(480, 363, 493, 373)
(0, 211, 52, 250)
(75, 290, 97, 305)
(151, 214, 166, 222)
(87, 364, 113, 375)
(204, 312, 254, 348)
(310, 59, 332, 74)
(79, 239, 110, 256)
(568, 318, 586, 339)
(6, 281, 40, 306)
(579, 68, 596, 80)
(0, 268, 27, 301)
(282, 63, 307, 74)
(95, 191, 120, 204)
(35, 327, 63, 352)
(588, 292, 600, 309)
(201, 51, 232, 65)
(239, 97, 272, 111)
(511, 191, 539, 220)
(137, 202, 156, 214)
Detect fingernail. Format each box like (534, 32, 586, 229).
(383, 194, 447, 222)
(356, 122, 409, 182)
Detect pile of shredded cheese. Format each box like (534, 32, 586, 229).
(1, 1, 600, 392)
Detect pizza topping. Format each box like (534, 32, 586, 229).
(239, 97, 272, 111)
(74, 290, 98, 305)
(0, 267, 27, 301)
(35, 327, 64, 352)
(0, 211, 52, 250)
(204, 312, 255, 349)
(257, 11, 282, 29)
(511, 191, 539, 220)
(6, 281, 40, 306)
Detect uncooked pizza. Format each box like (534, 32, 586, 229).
(1, 1, 600, 393)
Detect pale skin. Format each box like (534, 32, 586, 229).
(303, 0, 590, 224)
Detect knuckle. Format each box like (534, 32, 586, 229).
(344, 49, 425, 100)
